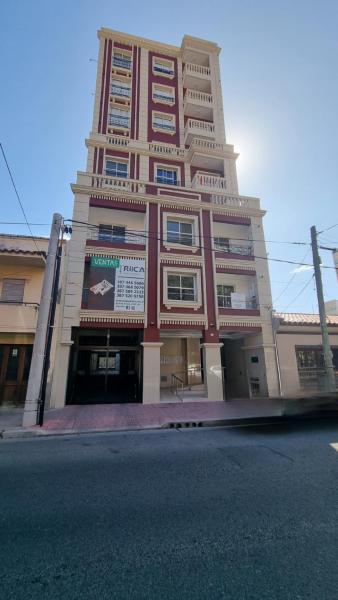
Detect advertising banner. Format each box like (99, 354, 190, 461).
(87, 257, 145, 312)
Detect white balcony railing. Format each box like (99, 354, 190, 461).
(185, 118, 215, 139)
(211, 194, 260, 209)
(87, 228, 146, 246)
(189, 138, 225, 154)
(183, 63, 211, 78)
(192, 172, 226, 191)
(184, 89, 213, 105)
(90, 174, 145, 194)
(149, 143, 185, 158)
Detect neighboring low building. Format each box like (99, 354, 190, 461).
(0, 234, 48, 406)
(275, 311, 338, 396)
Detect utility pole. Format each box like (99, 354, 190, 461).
(23, 213, 63, 427)
(310, 225, 336, 392)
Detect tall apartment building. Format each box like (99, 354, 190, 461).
(50, 28, 280, 407)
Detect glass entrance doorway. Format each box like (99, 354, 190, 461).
(67, 329, 142, 404)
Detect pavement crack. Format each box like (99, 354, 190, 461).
(261, 445, 294, 462)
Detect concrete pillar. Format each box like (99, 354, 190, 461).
(49, 340, 73, 408)
(141, 342, 163, 404)
(201, 343, 224, 401)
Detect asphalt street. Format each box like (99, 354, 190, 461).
(1, 421, 338, 599)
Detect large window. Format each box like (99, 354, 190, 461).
(109, 108, 130, 128)
(153, 113, 175, 132)
(98, 224, 126, 243)
(156, 167, 178, 186)
(152, 84, 175, 105)
(111, 81, 131, 98)
(167, 220, 193, 246)
(112, 52, 132, 70)
(153, 57, 174, 77)
(217, 285, 234, 308)
(167, 274, 196, 302)
(214, 237, 230, 252)
(1, 279, 25, 303)
(105, 160, 128, 178)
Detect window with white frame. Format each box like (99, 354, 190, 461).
(153, 112, 175, 132)
(153, 57, 174, 77)
(105, 159, 128, 178)
(109, 107, 130, 128)
(112, 51, 132, 70)
(156, 167, 178, 186)
(152, 84, 175, 105)
(167, 274, 196, 302)
(217, 284, 234, 308)
(98, 224, 126, 243)
(1, 279, 25, 303)
(167, 220, 193, 245)
(111, 80, 131, 98)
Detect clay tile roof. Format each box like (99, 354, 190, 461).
(0, 245, 46, 257)
(275, 312, 338, 326)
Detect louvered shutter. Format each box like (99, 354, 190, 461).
(1, 279, 25, 302)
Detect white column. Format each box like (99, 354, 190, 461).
(141, 342, 163, 404)
(201, 343, 224, 401)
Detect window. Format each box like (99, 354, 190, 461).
(152, 84, 175, 105)
(296, 348, 325, 370)
(109, 108, 130, 128)
(167, 220, 193, 246)
(98, 224, 126, 243)
(111, 81, 131, 98)
(217, 285, 234, 308)
(153, 57, 174, 77)
(1, 279, 25, 303)
(112, 51, 132, 70)
(214, 237, 230, 252)
(156, 167, 178, 186)
(153, 113, 175, 132)
(167, 274, 196, 302)
(105, 160, 128, 178)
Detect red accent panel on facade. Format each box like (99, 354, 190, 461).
(215, 266, 256, 276)
(136, 154, 140, 179)
(97, 148, 104, 174)
(98, 39, 107, 134)
(149, 157, 185, 187)
(147, 203, 159, 327)
(213, 214, 251, 226)
(80, 320, 144, 329)
(201, 193, 211, 203)
(220, 325, 262, 333)
(114, 42, 132, 51)
(202, 210, 217, 329)
(131, 46, 138, 138)
(105, 149, 129, 159)
(147, 51, 180, 146)
(143, 328, 160, 342)
(190, 166, 223, 179)
(130, 153, 135, 178)
(215, 252, 255, 262)
(86, 240, 146, 251)
(102, 40, 113, 134)
(218, 308, 260, 316)
(203, 330, 220, 343)
(93, 147, 98, 173)
(160, 324, 204, 331)
(137, 47, 141, 139)
(89, 197, 147, 212)
(159, 190, 199, 200)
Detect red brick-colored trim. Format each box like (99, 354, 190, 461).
(80, 320, 144, 329)
(148, 51, 180, 146)
(215, 252, 254, 262)
(202, 210, 217, 329)
(159, 190, 199, 200)
(86, 240, 146, 251)
(102, 39, 113, 134)
(89, 197, 146, 212)
(218, 308, 260, 316)
(98, 39, 107, 134)
(213, 214, 251, 226)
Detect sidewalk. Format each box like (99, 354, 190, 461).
(1, 394, 337, 439)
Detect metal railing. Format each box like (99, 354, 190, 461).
(171, 373, 185, 400)
(0, 301, 39, 307)
(171, 366, 227, 401)
(155, 176, 180, 186)
(214, 240, 253, 256)
(111, 85, 131, 97)
(217, 296, 258, 309)
(153, 92, 174, 103)
(87, 228, 146, 246)
(298, 368, 338, 392)
(153, 65, 174, 76)
(153, 121, 176, 131)
(109, 115, 130, 128)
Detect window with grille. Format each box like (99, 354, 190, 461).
(112, 52, 132, 70)
(111, 81, 131, 97)
(109, 108, 130, 128)
(217, 284, 234, 308)
(153, 113, 175, 132)
(167, 220, 193, 245)
(153, 58, 174, 76)
(1, 279, 25, 303)
(157, 168, 178, 186)
(167, 274, 196, 302)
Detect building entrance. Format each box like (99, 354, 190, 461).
(67, 328, 142, 404)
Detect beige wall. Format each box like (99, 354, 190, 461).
(212, 222, 251, 241)
(276, 329, 338, 396)
(89, 207, 146, 231)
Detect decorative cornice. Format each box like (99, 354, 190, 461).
(99, 28, 181, 57)
(160, 254, 203, 266)
(85, 247, 146, 259)
(160, 313, 207, 326)
(80, 309, 145, 323)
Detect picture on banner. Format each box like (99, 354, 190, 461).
(87, 257, 145, 312)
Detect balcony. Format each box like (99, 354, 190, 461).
(184, 118, 215, 145)
(217, 295, 258, 310)
(153, 121, 176, 133)
(152, 92, 175, 105)
(191, 172, 226, 192)
(214, 239, 253, 257)
(108, 115, 130, 129)
(0, 301, 39, 333)
(111, 85, 131, 99)
(184, 89, 213, 120)
(211, 193, 260, 210)
(183, 62, 211, 92)
(112, 56, 132, 70)
(149, 142, 185, 159)
(86, 228, 146, 247)
(90, 174, 145, 194)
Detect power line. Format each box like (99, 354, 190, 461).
(318, 223, 338, 235)
(273, 248, 311, 304)
(281, 274, 315, 311)
(65, 218, 337, 270)
(0, 143, 46, 260)
(0, 221, 51, 226)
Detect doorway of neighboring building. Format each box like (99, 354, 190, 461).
(0, 344, 33, 406)
(221, 337, 250, 399)
(67, 329, 142, 404)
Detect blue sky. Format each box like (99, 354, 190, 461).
(1, 0, 338, 312)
